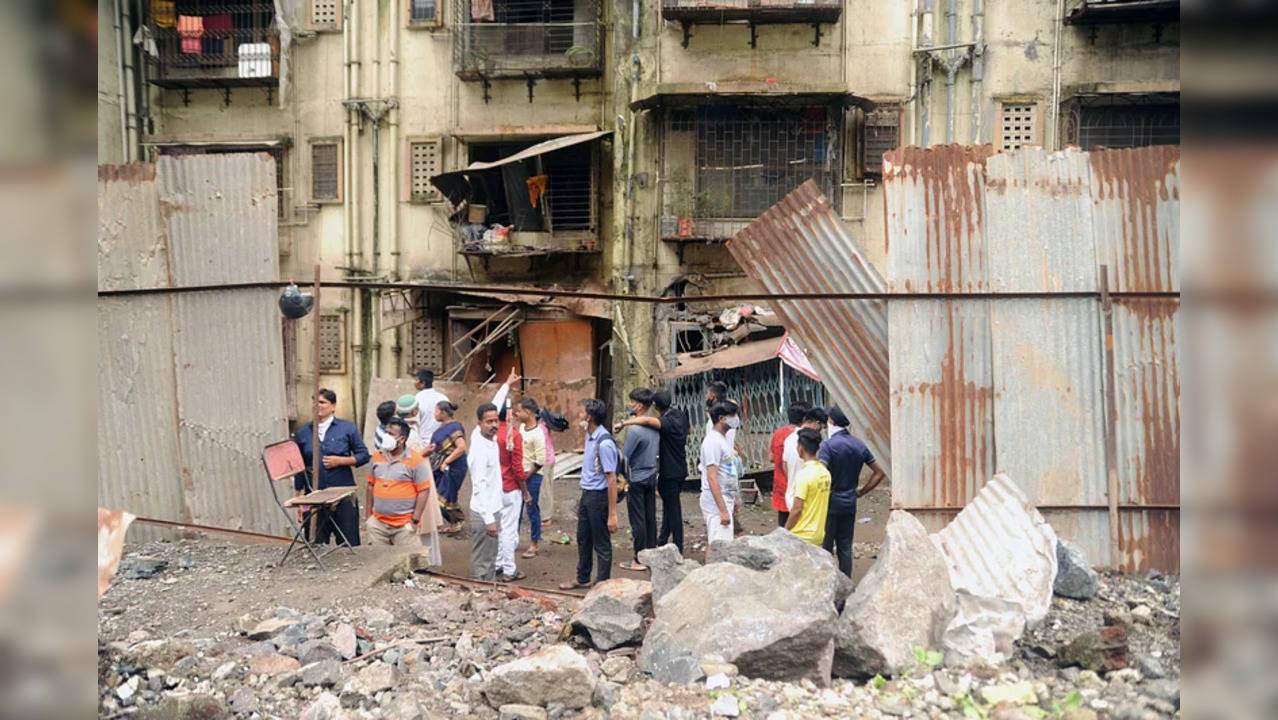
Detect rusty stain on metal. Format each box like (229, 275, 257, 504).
(880, 144, 1179, 572)
(728, 180, 891, 473)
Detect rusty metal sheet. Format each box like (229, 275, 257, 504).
(883, 144, 1179, 571)
(990, 298, 1108, 506)
(1089, 145, 1180, 293)
(889, 300, 993, 509)
(662, 336, 787, 381)
(728, 180, 891, 472)
(519, 319, 594, 383)
(98, 155, 288, 537)
(984, 148, 1098, 292)
(883, 145, 995, 293)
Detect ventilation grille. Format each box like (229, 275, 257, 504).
(311, 142, 340, 201)
(318, 313, 345, 373)
(1000, 103, 1037, 151)
(410, 140, 442, 202)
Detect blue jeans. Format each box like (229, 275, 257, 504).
(521, 473, 543, 543)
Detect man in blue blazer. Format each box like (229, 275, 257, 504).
(294, 388, 371, 546)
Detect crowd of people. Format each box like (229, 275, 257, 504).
(291, 367, 887, 588)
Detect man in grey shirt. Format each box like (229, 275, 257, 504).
(619, 388, 660, 572)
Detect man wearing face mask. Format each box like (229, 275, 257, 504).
(699, 401, 741, 559)
(783, 406, 827, 514)
(364, 418, 435, 546)
(618, 388, 659, 572)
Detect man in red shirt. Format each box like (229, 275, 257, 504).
(492, 370, 531, 582)
(770, 401, 811, 527)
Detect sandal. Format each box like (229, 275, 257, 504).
(618, 561, 648, 572)
(558, 580, 593, 590)
(499, 571, 527, 582)
(521, 548, 539, 559)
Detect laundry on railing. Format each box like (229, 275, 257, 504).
(177, 15, 203, 54)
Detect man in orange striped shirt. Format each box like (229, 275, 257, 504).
(364, 418, 433, 546)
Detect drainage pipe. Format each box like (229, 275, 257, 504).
(113, 0, 131, 161)
(971, 0, 984, 144)
(1049, 0, 1065, 148)
(945, 0, 957, 143)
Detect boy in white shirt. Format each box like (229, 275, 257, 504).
(699, 400, 741, 560)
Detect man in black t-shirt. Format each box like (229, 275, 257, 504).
(619, 388, 690, 552)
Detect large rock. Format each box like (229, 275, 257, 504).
(707, 528, 854, 609)
(330, 623, 358, 660)
(834, 511, 955, 678)
(932, 474, 1058, 666)
(637, 544, 700, 603)
(570, 578, 653, 650)
(640, 552, 838, 685)
(1053, 539, 1099, 600)
(1059, 626, 1128, 672)
(249, 653, 301, 677)
(349, 661, 398, 695)
(483, 644, 596, 709)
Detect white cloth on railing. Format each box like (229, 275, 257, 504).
(471, 0, 495, 22)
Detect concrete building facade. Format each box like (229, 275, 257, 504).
(99, 0, 1179, 421)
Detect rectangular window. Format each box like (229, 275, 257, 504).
(311, 0, 341, 29)
(409, 0, 440, 24)
(863, 103, 902, 177)
(311, 140, 341, 202)
(661, 105, 842, 237)
(1066, 99, 1180, 149)
(318, 313, 346, 373)
(999, 102, 1039, 151)
(409, 139, 443, 203)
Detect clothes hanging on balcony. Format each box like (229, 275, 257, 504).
(177, 15, 204, 54)
(471, 0, 495, 22)
(501, 165, 543, 232)
(202, 13, 232, 57)
(526, 174, 548, 209)
(151, 0, 176, 29)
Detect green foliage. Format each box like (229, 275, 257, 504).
(870, 675, 887, 690)
(914, 647, 944, 668)
(954, 692, 988, 720)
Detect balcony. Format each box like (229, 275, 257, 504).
(1064, 0, 1179, 25)
(661, 0, 842, 47)
(145, 2, 280, 89)
(453, 0, 602, 82)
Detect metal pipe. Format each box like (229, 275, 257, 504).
(921, 0, 934, 145)
(908, 0, 918, 145)
(913, 40, 977, 53)
(945, 0, 958, 143)
(971, 0, 984, 144)
(113, 0, 130, 162)
(97, 280, 1182, 303)
(1049, 0, 1065, 148)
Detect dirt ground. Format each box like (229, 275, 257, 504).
(434, 473, 890, 589)
(100, 478, 888, 641)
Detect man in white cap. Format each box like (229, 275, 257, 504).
(396, 394, 430, 455)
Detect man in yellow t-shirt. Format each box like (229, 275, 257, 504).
(785, 428, 832, 545)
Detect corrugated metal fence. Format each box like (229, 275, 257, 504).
(731, 145, 1179, 572)
(98, 155, 289, 538)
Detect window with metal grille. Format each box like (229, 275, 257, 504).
(1070, 101, 1180, 149)
(999, 103, 1038, 151)
(409, 0, 439, 23)
(318, 313, 345, 373)
(662, 105, 841, 222)
(412, 315, 444, 370)
(863, 104, 901, 176)
(311, 0, 340, 28)
(466, 140, 594, 231)
(410, 140, 442, 202)
(311, 141, 340, 202)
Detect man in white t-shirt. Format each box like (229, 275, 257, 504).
(783, 406, 827, 511)
(413, 369, 449, 445)
(698, 400, 740, 560)
(703, 380, 737, 447)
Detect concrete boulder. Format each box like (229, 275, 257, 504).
(637, 544, 700, 603)
(570, 578, 653, 650)
(483, 644, 596, 709)
(640, 552, 838, 685)
(1053, 539, 1099, 600)
(707, 528, 854, 610)
(833, 511, 955, 678)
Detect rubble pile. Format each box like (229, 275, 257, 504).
(100, 487, 1179, 719)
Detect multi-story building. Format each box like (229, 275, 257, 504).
(99, 0, 1179, 423)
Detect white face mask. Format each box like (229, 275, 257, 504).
(578, 420, 589, 430)
(725, 416, 741, 429)
(378, 434, 399, 452)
